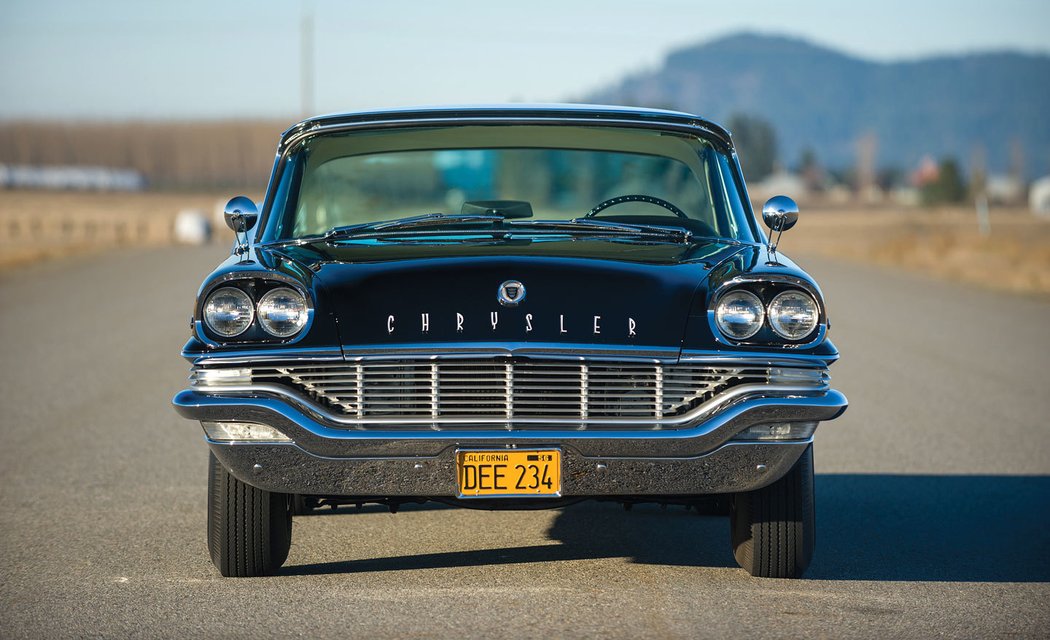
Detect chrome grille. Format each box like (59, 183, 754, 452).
(190, 358, 809, 427)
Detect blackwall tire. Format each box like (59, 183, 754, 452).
(730, 444, 815, 578)
(207, 453, 292, 577)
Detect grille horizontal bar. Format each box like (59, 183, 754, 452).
(189, 357, 832, 429)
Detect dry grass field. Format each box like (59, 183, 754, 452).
(0, 190, 235, 268)
(789, 207, 1050, 297)
(2, 190, 1048, 297)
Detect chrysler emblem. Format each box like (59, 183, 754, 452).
(497, 280, 526, 306)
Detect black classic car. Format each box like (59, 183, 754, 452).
(172, 105, 846, 578)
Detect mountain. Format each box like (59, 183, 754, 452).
(584, 33, 1050, 179)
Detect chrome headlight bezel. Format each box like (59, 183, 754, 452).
(706, 275, 827, 348)
(714, 290, 766, 340)
(195, 273, 314, 345)
(257, 287, 310, 338)
(767, 290, 820, 341)
(202, 286, 255, 338)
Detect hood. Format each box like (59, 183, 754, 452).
(270, 236, 744, 350)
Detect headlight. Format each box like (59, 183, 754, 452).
(768, 290, 819, 340)
(257, 287, 308, 337)
(715, 290, 765, 340)
(203, 287, 254, 337)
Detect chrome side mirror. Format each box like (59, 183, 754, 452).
(224, 196, 258, 259)
(761, 195, 799, 256)
(223, 196, 259, 233)
(762, 195, 799, 233)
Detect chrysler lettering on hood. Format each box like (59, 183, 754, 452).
(273, 236, 744, 349)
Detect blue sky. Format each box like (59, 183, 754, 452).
(1, 0, 1047, 120)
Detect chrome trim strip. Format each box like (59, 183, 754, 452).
(186, 346, 344, 366)
(175, 388, 847, 444)
(678, 349, 838, 367)
(187, 346, 836, 367)
(595, 437, 814, 461)
(278, 116, 731, 157)
(188, 381, 827, 428)
(654, 364, 664, 419)
(340, 343, 681, 362)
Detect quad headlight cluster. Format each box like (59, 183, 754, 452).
(202, 284, 309, 340)
(714, 287, 820, 343)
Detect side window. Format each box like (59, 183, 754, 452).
(706, 150, 755, 243)
(267, 152, 305, 240)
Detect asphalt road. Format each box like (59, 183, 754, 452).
(1, 245, 1048, 639)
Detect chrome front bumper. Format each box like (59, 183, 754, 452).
(172, 387, 847, 496)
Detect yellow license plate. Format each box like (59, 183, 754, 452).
(456, 450, 561, 497)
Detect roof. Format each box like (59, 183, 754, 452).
(279, 104, 733, 152)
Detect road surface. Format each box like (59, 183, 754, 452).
(1, 246, 1047, 638)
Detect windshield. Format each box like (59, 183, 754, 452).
(264, 125, 755, 242)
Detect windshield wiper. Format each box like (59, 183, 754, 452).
(570, 218, 693, 240)
(509, 219, 693, 243)
(280, 213, 696, 245)
(323, 212, 504, 240)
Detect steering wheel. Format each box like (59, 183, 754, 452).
(585, 194, 689, 219)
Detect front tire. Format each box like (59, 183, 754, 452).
(207, 453, 292, 577)
(730, 444, 815, 578)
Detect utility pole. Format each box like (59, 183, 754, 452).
(301, 1, 315, 118)
(971, 145, 990, 236)
(855, 132, 878, 204)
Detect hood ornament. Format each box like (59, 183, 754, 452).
(497, 280, 526, 306)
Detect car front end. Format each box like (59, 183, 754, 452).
(173, 105, 846, 578)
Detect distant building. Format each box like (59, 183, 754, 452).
(750, 171, 807, 201)
(0, 164, 145, 191)
(1030, 177, 1050, 216)
(891, 187, 921, 207)
(986, 175, 1025, 205)
(174, 209, 212, 245)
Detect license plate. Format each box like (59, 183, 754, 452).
(456, 449, 561, 498)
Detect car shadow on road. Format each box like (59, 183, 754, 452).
(282, 501, 735, 576)
(283, 474, 1050, 582)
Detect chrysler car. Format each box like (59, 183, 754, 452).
(172, 104, 847, 578)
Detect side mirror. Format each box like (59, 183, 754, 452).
(761, 195, 799, 234)
(761, 195, 799, 259)
(223, 196, 259, 233)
